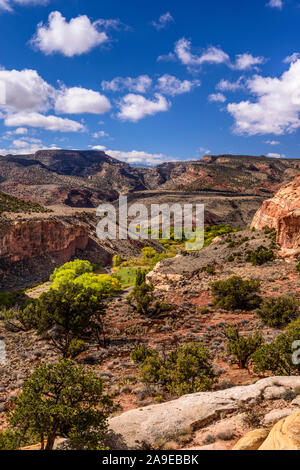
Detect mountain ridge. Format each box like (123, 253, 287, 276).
(1, 150, 300, 207)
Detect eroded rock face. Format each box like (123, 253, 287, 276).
(251, 174, 300, 259)
(0, 217, 89, 264)
(106, 376, 300, 450)
(0, 211, 163, 289)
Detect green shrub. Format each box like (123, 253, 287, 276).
(245, 246, 275, 266)
(0, 191, 50, 215)
(0, 429, 20, 450)
(130, 345, 158, 364)
(127, 269, 154, 315)
(203, 225, 240, 247)
(32, 282, 107, 356)
(72, 273, 120, 296)
(8, 360, 114, 450)
(15, 301, 41, 330)
(112, 267, 145, 288)
(0, 290, 25, 309)
(205, 265, 216, 275)
(256, 296, 298, 327)
(252, 318, 300, 375)
(296, 261, 300, 273)
(137, 342, 216, 396)
(210, 276, 261, 311)
(67, 339, 86, 359)
(142, 247, 157, 259)
(225, 326, 264, 369)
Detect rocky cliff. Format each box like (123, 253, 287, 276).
(251, 173, 300, 259)
(0, 210, 162, 290)
(0, 217, 89, 265)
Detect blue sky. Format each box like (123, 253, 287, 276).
(0, 0, 300, 165)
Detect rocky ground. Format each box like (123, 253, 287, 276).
(1, 228, 299, 449)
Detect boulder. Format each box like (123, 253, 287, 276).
(263, 385, 288, 400)
(263, 408, 295, 426)
(259, 409, 300, 450)
(106, 376, 300, 450)
(232, 429, 270, 451)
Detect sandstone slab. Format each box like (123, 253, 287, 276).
(107, 376, 300, 450)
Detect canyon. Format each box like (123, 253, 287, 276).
(1, 150, 299, 289)
(0, 150, 299, 451)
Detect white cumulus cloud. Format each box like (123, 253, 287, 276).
(5, 112, 85, 132)
(227, 59, 300, 135)
(231, 53, 266, 71)
(284, 53, 300, 64)
(267, 152, 286, 158)
(92, 146, 174, 165)
(0, 0, 49, 12)
(102, 75, 152, 93)
(159, 38, 266, 73)
(92, 130, 109, 139)
(267, 0, 283, 9)
(174, 37, 230, 69)
(156, 74, 200, 96)
(117, 93, 170, 122)
(0, 68, 53, 112)
(208, 93, 226, 103)
(216, 77, 245, 92)
(265, 140, 280, 145)
(55, 87, 111, 114)
(31, 11, 109, 57)
(152, 12, 174, 30)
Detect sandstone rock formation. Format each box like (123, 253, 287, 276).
(0, 217, 89, 264)
(235, 409, 300, 450)
(251, 173, 300, 259)
(259, 409, 300, 450)
(106, 376, 300, 450)
(232, 429, 270, 450)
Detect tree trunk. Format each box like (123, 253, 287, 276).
(45, 433, 56, 450)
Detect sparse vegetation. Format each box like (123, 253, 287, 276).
(131, 343, 216, 396)
(210, 276, 261, 311)
(225, 326, 264, 369)
(0, 290, 25, 308)
(127, 269, 155, 315)
(245, 246, 275, 266)
(0, 191, 50, 215)
(203, 225, 240, 246)
(252, 318, 300, 376)
(256, 296, 298, 327)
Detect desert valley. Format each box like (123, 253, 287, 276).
(0, 150, 300, 451)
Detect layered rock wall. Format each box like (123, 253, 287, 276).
(251, 174, 300, 259)
(0, 217, 89, 264)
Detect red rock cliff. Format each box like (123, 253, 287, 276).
(251, 174, 300, 259)
(0, 217, 89, 264)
